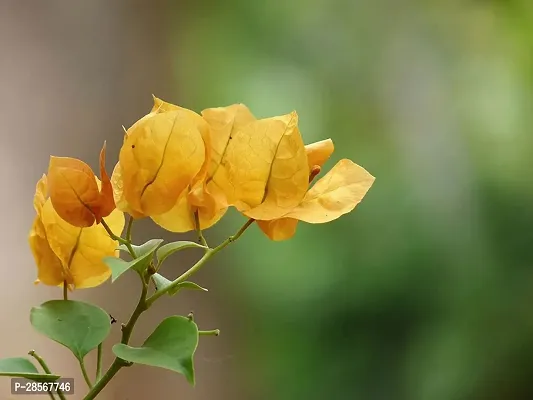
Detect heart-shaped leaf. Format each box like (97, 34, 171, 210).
(0, 358, 59, 381)
(156, 241, 207, 265)
(30, 300, 111, 362)
(117, 239, 164, 259)
(106, 239, 163, 281)
(113, 316, 199, 385)
(152, 273, 208, 296)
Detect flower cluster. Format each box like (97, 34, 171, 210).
(29, 96, 375, 289)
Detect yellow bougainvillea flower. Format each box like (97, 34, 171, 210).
(28, 175, 125, 289)
(116, 97, 208, 218)
(111, 162, 143, 219)
(207, 111, 310, 221)
(112, 96, 374, 239)
(47, 143, 116, 228)
(256, 139, 375, 241)
(152, 102, 257, 232)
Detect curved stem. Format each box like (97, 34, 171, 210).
(121, 279, 148, 343)
(28, 350, 53, 374)
(83, 277, 149, 400)
(194, 211, 208, 247)
(85, 358, 122, 399)
(95, 344, 103, 381)
(28, 351, 66, 400)
(101, 218, 137, 258)
(83, 218, 253, 399)
(231, 218, 255, 242)
(125, 216, 134, 243)
(79, 359, 93, 388)
(146, 218, 254, 306)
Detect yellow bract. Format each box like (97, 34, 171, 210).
(111, 161, 144, 219)
(285, 159, 375, 223)
(112, 98, 375, 239)
(30, 94, 376, 291)
(256, 218, 299, 241)
(29, 176, 64, 286)
(256, 140, 375, 241)
(47, 143, 116, 228)
(28, 175, 125, 289)
(117, 98, 208, 218)
(305, 139, 334, 169)
(208, 111, 310, 220)
(152, 103, 257, 232)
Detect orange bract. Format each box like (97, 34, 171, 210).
(29, 175, 125, 289)
(47, 143, 116, 228)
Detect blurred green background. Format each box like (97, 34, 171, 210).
(176, 1, 533, 399)
(3, 0, 533, 399)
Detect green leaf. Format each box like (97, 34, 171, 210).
(152, 273, 208, 296)
(156, 241, 207, 265)
(0, 358, 59, 382)
(106, 239, 163, 281)
(30, 300, 111, 362)
(113, 316, 199, 385)
(118, 239, 164, 258)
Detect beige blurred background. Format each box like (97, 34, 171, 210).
(0, 1, 242, 399)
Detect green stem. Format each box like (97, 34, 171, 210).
(28, 351, 65, 400)
(62, 282, 68, 301)
(199, 329, 220, 336)
(85, 358, 123, 399)
(28, 350, 53, 374)
(146, 218, 254, 306)
(101, 218, 137, 258)
(125, 215, 134, 243)
(83, 277, 149, 400)
(95, 343, 103, 381)
(83, 218, 253, 399)
(79, 359, 93, 388)
(194, 211, 208, 247)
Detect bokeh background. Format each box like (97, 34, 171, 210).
(2, 0, 533, 399)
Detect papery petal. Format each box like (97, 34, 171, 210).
(47, 156, 100, 227)
(151, 191, 192, 232)
(284, 159, 375, 223)
(187, 180, 227, 223)
(151, 188, 226, 233)
(41, 200, 125, 289)
(29, 176, 71, 285)
(153, 102, 256, 233)
(257, 218, 299, 241)
(110, 163, 143, 218)
(151, 96, 182, 114)
(93, 142, 116, 222)
(210, 112, 309, 220)
(201, 103, 256, 179)
(305, 139, 334, 169)
(151, 97, 212, 185)
(72, 208, 124, 288)
(33, 174, 48, 214)
(29, 217, 66, 286)
(195, 103, 257, 220)
(119, 109, 207, 216)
